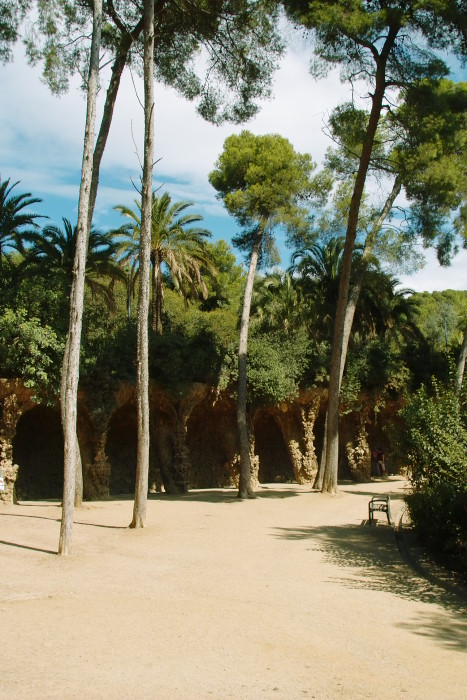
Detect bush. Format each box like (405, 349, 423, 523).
(400, 379, 467, 579)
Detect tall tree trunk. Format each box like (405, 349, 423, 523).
(74, 440, 83, 507)
(59, 0, 103, 555)
(457, 318, 467, 392)
(130, 0, 155, 529)
(152, 257, 163, 334)
(315, 176, 401, 490)
(87, 19, 144, 229)
(314, 411, 327, 490)
(237, 230, 262, 499)
(322, 31, 398, 495)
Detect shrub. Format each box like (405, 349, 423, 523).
(400, 379, 467, 579)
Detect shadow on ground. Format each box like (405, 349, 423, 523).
(146, 487, 303, 503)
(272, 522, 467, 651)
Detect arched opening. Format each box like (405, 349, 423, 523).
(106, 403, 137, 495)
(255, 412, 295, 484)
(13, 406, 63, 499)
(187, 400, 238, 488)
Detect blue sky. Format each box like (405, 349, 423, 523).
(1, 35, 466, 292)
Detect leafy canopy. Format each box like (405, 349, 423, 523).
(209, 130, 331, 262)
(26, 0, 283, 124)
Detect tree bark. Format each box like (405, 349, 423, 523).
(322, 29, 399, 494)
(237, 230, 262, 499)
(316, 176, 401, 490)
(152, 256, 163, 334)
(457, 318, 467, 392)
(74, 440, 83, 507)
(130, 0, 155, 529)
(87, 19, 143, 229)
(59, 0, 103, 555)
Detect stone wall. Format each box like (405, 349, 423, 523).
(0, 379, 403, 502)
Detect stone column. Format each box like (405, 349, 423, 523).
(172, 383, 209, 493)
(0, 391, 29, 504)
(277, 396, 321, 484)
(85, 432, 111, 499)
(346, 420, 371, 481)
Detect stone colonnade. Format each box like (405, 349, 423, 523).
(0, 380, 395, 503)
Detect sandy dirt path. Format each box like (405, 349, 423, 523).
(0, 476, 466, 700)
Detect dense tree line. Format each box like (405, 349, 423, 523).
(2, 173, 466, 401)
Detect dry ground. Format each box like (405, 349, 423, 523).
(0, 476, 466, 700)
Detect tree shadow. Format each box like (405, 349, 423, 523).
(0, 512, 127, 529)
(272, 523, 467, 651)
(146, 486, 303, 504)
(0, 539, 57, 555)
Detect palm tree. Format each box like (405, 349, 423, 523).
(291, 237, 346, 340)
(114, 191, 214, 333)
(22, 218, 123, 309)
(0, 177, 43, 269)
(251, 270, 303, 332)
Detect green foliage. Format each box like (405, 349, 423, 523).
(412, 290, 467, 352)
(391, 79, 467, 261)
(151, 290, 239, 391)
(0, 1, 31, 63)
(114, 190, 215, 333)
(0, 307, 63, 400)
(18, 218, 124, 321)
(401, 379, 467, 489)
(218, 327, 310, 407)
(210, 130, 328, 236)
(400, 379, 467, 576)
(342, 337, 410, 412)
(0, 176, 43, 261)
(27, 0, 283, 123)
(200, 240, 245, 312)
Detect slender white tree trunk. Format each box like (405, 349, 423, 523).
(59, 0, 103, 555)
(130, 0, 154, 528)
(237, 231, 262, 499)
(457, 319, 467, 392)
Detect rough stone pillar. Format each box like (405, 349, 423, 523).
(85, 432, 111, 499)
(172, 383, 209, 493)
(248, 411, 259, 487)
(0, 440, 18, 504)
(346, 420, 371, 481)
(278, 396, 321, 484)
(0, 391, 27, 504)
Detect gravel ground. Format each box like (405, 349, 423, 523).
(0, 476, 466, 700)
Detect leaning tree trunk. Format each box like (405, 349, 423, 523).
(130, 0, 155, 529)
(315, 176, 401, 490)
(59, 0, 103, 555)
(457, 318, 467, 392)
(87, 18, 144, 229)
(322, 32, 397, 495)
(237, 229, 262, 499)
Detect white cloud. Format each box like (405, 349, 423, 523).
(399, 248, 467, 293)
(1, 37, 466, 292)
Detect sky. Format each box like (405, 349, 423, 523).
(1, 30, 466, 294)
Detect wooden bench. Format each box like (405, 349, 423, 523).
(368, 495, 392, 525)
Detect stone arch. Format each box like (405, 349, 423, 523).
(255, 412, 295, 484)
(12, 405, 63, 499)
(186, 398, 238, 488)
(106, 402, 137, 495)
(105, 401, 177, 495)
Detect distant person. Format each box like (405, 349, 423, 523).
(377, 448, 386, 477)
(371, 448, 379, 477)
(0, 464, 4, 492)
